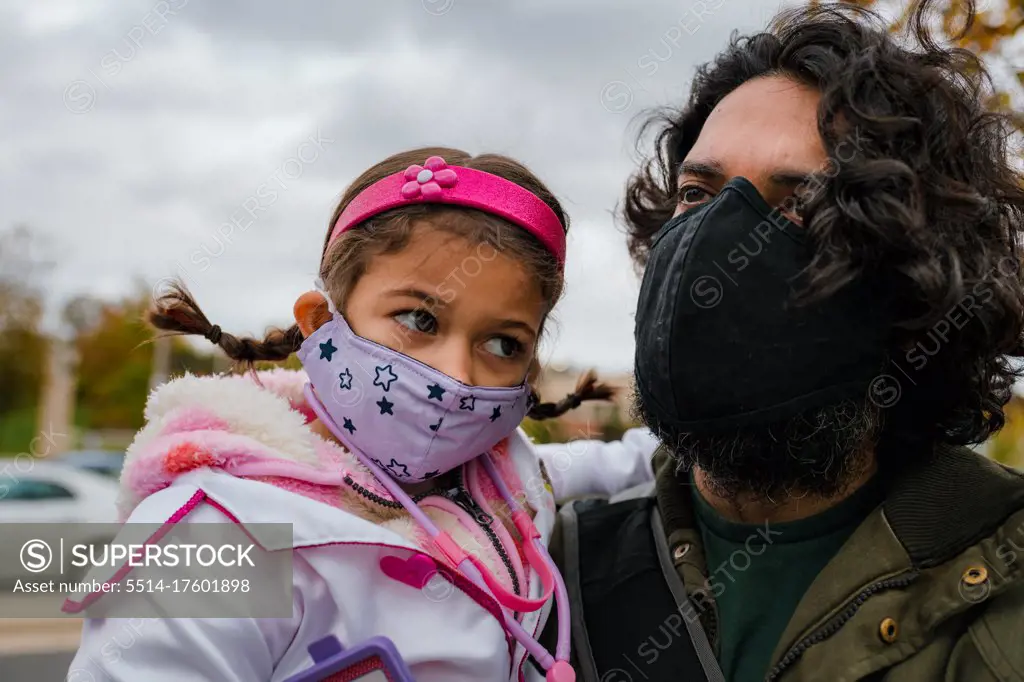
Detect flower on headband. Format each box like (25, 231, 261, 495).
(401, 155, 458, 200)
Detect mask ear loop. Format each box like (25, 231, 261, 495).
(313, 277, 340, 317)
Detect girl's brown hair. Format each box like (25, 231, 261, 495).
(150, 146, 613, 419)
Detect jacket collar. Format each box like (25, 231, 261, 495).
(884, 442, 1024, 567)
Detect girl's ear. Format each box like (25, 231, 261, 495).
(294, 291, 333, 338)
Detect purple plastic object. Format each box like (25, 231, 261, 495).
(282, 635, 416, 682)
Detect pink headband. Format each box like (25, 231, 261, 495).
(329, 155, 566, 266)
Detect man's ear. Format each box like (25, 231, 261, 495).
(294, 291, 333, 338)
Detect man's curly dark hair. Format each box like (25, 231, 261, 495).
(624, 0, 1024, 467)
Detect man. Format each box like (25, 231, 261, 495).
(540, 2, 1024, 680)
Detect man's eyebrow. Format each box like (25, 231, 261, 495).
(677, 159, 725, 180)
(678, 158, 816, 189)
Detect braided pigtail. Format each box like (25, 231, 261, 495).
(527, 369, 616, 421)
(148, 279, 304, 368)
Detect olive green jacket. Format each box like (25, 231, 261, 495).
(546, 444, 1024, 681)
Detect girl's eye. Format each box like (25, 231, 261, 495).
(483, 336, 523, 359)
(394, 310, 438, 334)
(678, 185, 712, 207)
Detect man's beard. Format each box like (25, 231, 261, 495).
(633, 394, 880, 502)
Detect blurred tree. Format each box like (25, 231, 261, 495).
(254, 354, 304, 373)
(987, 395, 1024, 465)
(0, 225, 50, 453)
(521, 418, 565, 444)
(66, 286, 216, 432)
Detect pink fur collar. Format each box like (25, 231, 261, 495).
(118, 369, 396, 521)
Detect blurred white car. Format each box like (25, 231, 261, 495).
(56, 449, 125, 478)
(0, 460, 120, 583)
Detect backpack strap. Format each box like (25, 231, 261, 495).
(649, 499, 723, 681)
(550, 495, 723, 682)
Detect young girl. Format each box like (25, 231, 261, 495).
(65, 148, 657, 682)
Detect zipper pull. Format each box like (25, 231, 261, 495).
(446, 486, 493, 525)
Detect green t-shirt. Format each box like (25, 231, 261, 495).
(690, 475, 884, 682)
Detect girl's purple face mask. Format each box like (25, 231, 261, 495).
(297, 304, 531, 482)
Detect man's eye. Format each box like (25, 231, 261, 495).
(678, 186, 711, 206)
(394, 310, 438, 334)
(483, 336, 523, 359)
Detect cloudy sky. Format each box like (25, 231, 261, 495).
(6, 0, 813, 372)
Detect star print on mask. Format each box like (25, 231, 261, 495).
(338, 368, 353, 390)
(376, 396, 394, 415)
(385, 459, 409, 478)
(342, 417, 356, 434)
(490, 406, 502, 422)
(459, 395, 476, 411)
(427, 383, 446, 401)
(429, 417, 443, 432)
(374, 364, 398, 391)
(319, 339, 338, 362)
(422, 470, 440, 479)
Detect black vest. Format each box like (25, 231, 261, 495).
(542, 495, 722, 682)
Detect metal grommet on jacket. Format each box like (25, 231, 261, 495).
(962, 566, 988, 586)
(672, 543, 691, 561)
(879, 617, 898, 644)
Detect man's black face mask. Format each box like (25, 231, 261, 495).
(634, 177, 893, 433)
